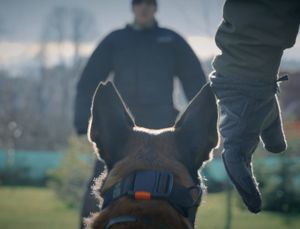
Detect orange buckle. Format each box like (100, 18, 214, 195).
(134, 191, 151, 201)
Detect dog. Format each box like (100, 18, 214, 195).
(85, 81, 219, 229)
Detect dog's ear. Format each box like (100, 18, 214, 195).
(88, 81, 135, 169)
(175, 83, 219, 171)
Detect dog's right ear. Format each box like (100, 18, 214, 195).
(174, 83, 219, 171)
(88, 81, 135, 169)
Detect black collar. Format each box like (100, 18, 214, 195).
(101, 170, 202, 227)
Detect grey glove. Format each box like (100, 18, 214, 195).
(210, 72, 287, 213)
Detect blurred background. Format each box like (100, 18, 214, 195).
(0, 0, 299, 229)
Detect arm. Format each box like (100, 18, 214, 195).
(213, 0, 300, 85)
(175, 35, 207, 101)
(210, 0, 299, 213)
(74, 34, 113, 135)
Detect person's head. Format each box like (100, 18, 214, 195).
(132, 0, 157, 27)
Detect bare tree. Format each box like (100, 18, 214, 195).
(38, 6, 68, 67)
(70, 7, 96, 66)
(0, 14, 9, 41)
(0, 6, 98, 151)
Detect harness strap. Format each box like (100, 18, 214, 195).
(102, 170, 202, 218)
(104, 215, 172, 229)
(105, 216, 138, 229)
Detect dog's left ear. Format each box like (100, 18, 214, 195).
(88, 81, 135, 169)
(175, 83, 219, 170)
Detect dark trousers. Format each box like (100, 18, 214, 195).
(80, 160, 105, 229)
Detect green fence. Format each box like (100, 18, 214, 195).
(1, 149, 300, 187)
(0, 149, 227, 184)
(0, 149, 64, 179)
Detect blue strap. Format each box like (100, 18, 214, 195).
(101, 170, 201, 218)
(105, 216, 138, 229)
(104, 215, 173, 229)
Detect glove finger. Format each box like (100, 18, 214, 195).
(222, 147, 261, 213)
(261, 98, 287, 153)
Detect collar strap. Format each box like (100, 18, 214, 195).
(105, 215, 172, 229)
(101, 170, 202, 218)
(105, 216, 137, 229)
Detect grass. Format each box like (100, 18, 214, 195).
(0, 187, 299, 229)
(197, 192, 300, 229)
(0, 187, 78, 229)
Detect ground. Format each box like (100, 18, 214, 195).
(0, 187, 299, 229)
(0, 187, 78, 229)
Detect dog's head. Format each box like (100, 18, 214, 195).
(86, 81, 219, 229)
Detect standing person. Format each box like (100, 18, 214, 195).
(210, 0, 300, 213)
(74, 0, 206, 227)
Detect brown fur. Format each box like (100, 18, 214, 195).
(85, 82, 218, 229)
(86, 129, 199, 229)
(86, 199, 192, 229)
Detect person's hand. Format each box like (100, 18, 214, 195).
(212, 83, 287, 213)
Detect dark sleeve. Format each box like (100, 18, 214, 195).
(175, 34, 207, 101)
(213, 0, 300, 84)
(74, 34, 113, 135)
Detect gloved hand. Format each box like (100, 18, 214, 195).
(210, 73, 287, 213)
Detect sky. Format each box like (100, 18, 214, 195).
(0, 0, 299, 72)
(0, 0, 223, 41)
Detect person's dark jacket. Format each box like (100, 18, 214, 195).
(74, 23, 206, 133)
